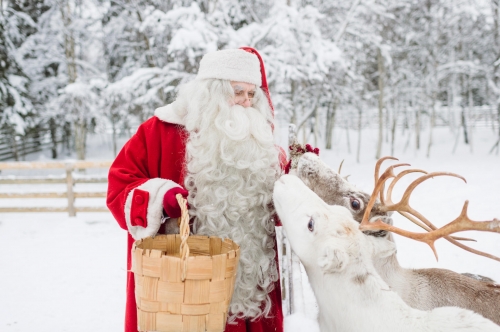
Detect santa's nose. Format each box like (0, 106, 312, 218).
(239, 98, 252, 107)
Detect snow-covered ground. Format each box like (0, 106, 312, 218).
(1, 124, 499, 331)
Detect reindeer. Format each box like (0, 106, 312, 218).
(274, 174, 500, 332)
(293, 152, 500, 325)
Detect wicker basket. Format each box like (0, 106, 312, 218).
(131, 195, 240, 332)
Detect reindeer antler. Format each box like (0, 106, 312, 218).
(359, 157, 500, 262)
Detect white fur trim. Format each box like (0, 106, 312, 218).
(124, 178, 182, 240)
(154, 99, 186, 125)
(196, 49, 261, 86)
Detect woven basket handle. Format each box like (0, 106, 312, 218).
(176, 194, 190, 281)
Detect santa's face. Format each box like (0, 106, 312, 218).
(230, 81, 256, 108)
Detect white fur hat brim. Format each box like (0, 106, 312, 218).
(196, 49, 261, 86)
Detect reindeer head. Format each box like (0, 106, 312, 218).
(297, 152, 393, 237)
(274, 174, 369, 274)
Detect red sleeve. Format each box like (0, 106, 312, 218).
(106, 123, 151, 230)
(107, 118, 186, 238)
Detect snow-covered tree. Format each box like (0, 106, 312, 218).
(101, 1, 239, 126)
(0, 4, 36, 138)
(2, 0, 499, 160)
(18, 0, 105, 159)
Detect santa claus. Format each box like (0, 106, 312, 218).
(107, 47, 285, 332)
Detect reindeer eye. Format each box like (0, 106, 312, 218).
(350, 198, 361, 211)
(308, 218, 314, 232)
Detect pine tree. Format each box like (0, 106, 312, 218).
(0, 9, 35, 139)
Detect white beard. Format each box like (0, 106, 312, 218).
(183, 81, 281, 321)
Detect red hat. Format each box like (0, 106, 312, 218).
(239, 46, 274, 112)
(196, 47, 274, 113)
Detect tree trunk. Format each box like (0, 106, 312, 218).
(427, 60, 438, 158)
(290, 81, 297, 125)
(385, 100, 390, 143)
(313, 95, 321, 147)
(325, 100, 338, 149)
(461, 108, 469, 145)
(490, 138, 500, 154)
(63, 121, 72, 154)
(402, 101, 408, 135)
(356, 106, 362, 163)
(391, 108, 397, 156)
(449, 47, 458, 133)
(111, 116, 118, 157)
(376, 48, 384, 159)
(460, 75, 469, 145)
(75, 118, 87, 160)
(415, 106, 421, 150)
(314, 114, 319, 148)
(49, 118, 58, 159)
(426, 94, 436, 158)
(468, 71, 474, 153)
(60, 0, 77, 84)
(21, 136, 26, 161)
(452, 124, 461, 154)
(135, 8, 156, 68)
(490, 0, 500, 154)
(496, 105, 500, 154)
(404, 123, 412, 153)
(345, 118, 351, 154)
(11, 133, 19, 161)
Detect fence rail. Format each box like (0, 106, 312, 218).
(0, 160, 112, 216)
(0, 130, 63, 161)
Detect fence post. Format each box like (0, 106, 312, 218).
(66, 163, 76, 216)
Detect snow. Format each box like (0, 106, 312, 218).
(284, 313, 319, 332)
(1, 124, 500, 331)
(0, 213, 125, 331)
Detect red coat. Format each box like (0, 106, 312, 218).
(107, 113, 284, 332)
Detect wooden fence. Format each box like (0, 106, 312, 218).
(0, 129, 63, 161)
(0, 160, 112, 216)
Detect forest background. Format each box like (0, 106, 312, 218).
(1, 0, 500, 161)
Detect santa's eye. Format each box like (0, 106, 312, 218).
(308, 218, 314, 232)
(350, 197, 361, 211)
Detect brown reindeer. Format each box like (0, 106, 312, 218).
(294, 152, 500, 325)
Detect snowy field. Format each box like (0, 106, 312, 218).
(1, 124, 499, 331)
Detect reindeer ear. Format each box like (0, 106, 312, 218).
(317, 245, 349, 273)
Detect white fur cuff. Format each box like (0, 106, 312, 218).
(124, 178, 182, 240)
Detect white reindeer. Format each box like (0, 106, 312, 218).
(273, 174, 500, 332)
(295, 152, 500, 325)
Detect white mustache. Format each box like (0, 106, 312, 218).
(214, 104, 274, 145)
(214, 104, 252, 141)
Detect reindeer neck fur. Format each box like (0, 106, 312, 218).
(368, 236, 434, 309)
(370, 237, 500, 324)
(307, 246, 434, 332)
(302, 232, 500, 332)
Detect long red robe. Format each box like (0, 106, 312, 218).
(107, 116, 284, 332)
